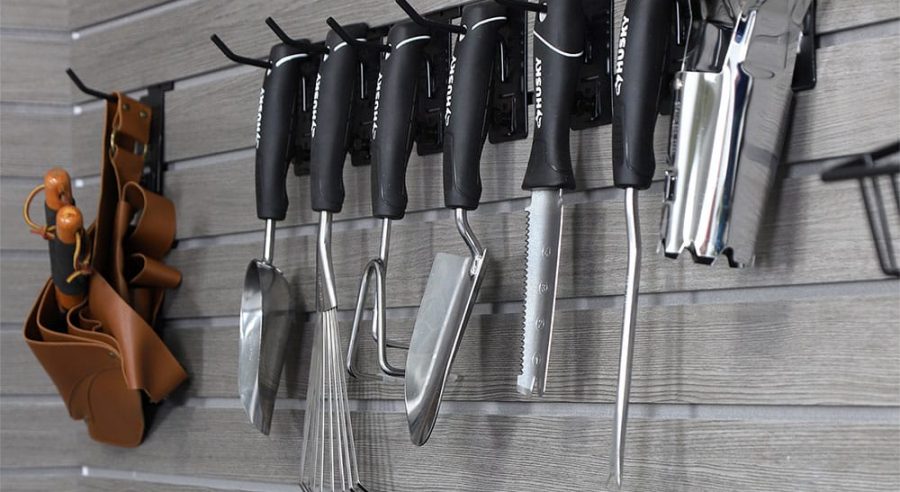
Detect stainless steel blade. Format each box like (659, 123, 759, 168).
(517, 189, 564, 396)
(239, 259, 293, 435)
(405, 250, 486, 446)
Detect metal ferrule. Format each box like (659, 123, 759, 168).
(661, 0, 812, 267)
(262, 219, 276, 264)
(316, 211, 338, 311)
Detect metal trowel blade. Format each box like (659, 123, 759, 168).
(405, 251, 486, 446)
(239, 260, 293, 435)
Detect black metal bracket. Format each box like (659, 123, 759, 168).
(140, 81, 174, 196)
(822, 141, 900, 278)
(792, 0, 817, 92)
(413, 8, 455, 156)
(570, 0, 614, 129)
(291, 43, 324, 176)
(488, 6, 529, 143)
(347, 24, 391, 168)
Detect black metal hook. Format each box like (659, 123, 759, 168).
(495, 0, 547, 13)
(395, 0, 466, 34)
(209, 34, 271, 69)
(66, 68, 116, 102)
(326, 17, 391, 53)
(265, 16, 326, 55)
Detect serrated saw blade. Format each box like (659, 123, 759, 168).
(518, 189, 564, 396)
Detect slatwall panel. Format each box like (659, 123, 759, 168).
(1, 0, 899, 490)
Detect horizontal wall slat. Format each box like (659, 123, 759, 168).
(0, 38, 71, 104)
(0, 111, 73, 178)
(0, 474, 80, 492)
(2, 403, 897, 491)
(0, 0, 68, 30)
(1, 182, 100, 250)
(0, 330, 55, 395)
(68, 0, 899, 94)
(69, 0, 171, 30)
(0, 258, 49, 323)
(157, 296, 900, 405)
(148, 34, 899, 240)
(152, 175, 891, 320)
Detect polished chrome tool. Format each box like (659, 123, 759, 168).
(299, 21, 369, 492)
(347, 19, 432, 381)
(661, 0, 814, 267)
(235, 39, 309, 435)
(517, 0, 584, 397)
(607, 1, 675, 489)
(405, 1, 509, 446)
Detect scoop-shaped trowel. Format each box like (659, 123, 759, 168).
(405, 1, 509, 446)
(238, 41, 308, 435)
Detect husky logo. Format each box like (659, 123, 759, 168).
(372, 72, 383, 140)
(534, 58, 543, 128)
(255, 88, 265, 148)
(444, 55, 457, 127)
(614, 16, 629, 96)
(311, 73, 322, 139)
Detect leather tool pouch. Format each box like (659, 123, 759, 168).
(23, 93, 188, 447)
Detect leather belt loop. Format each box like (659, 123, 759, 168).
(122, 183, 177, 259)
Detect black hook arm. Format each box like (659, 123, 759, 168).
(66, 68, 116, 102)
(210, 34, 270, 69)
(495, 0, 547, 13)
(395, 0, 466, 34)
(326, 17, 391, 53)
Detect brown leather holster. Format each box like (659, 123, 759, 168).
(23, 93, 188, 447)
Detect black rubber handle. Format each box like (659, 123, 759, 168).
(310, 25, 366, 213)
(370, 21, 431, 220)
(521, 0, 584, 191)
(611, 1, 674, 190)
(256, 43, 307, 220)
(443, 1, 509, 210)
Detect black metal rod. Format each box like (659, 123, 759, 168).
(495, 0, 547, 13)
(265, 17, 311, 48)
(65, 68, 116, 102)
(326, 17, 391, 53)
(209, 34, 270, 69)
(395, 0, 466, 34)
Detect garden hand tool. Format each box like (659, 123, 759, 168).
(300, 21, 368, 492)
(661, 0, 814, 267)
(347, 19, 432, 381)
(608, 1, 675, 489)
(405, 1, 508, 446)
(23, 168, 81, 315)
(517, 0, 585, 397)
(238, 40, 308, 435)
(53, 205, 89, 312)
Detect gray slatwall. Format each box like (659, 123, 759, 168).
(1, 0, 899, 490)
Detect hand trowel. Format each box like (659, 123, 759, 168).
(404, 1, 510, 446)
(238, 41, 309, 435)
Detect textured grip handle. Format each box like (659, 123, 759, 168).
(371, 21, 431, 220)
(256, 43, 307, 220)
(611, 1, 674, 190)
(442, 1, 509, 210)
(521, 0, 584, 191)
(310, 26, 366, 213)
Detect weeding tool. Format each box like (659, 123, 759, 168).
(53, 205, 89, 311)
(404, 1, 509, 446)
(607, 2, 674, 489)
(236, 39, 308, 435)
(300, 20, 369, 492)
(347, 19, 433, 381)
(517, 0, 585, 397)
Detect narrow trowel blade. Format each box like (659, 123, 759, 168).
(405, 251, 486, 446)
(518, 190, 564, 396)
(239, 260, 293, 434)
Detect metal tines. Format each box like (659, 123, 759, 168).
(300, 212, 366, 492)
(346, 219, 408, 382)
(821, 141, 900, 277)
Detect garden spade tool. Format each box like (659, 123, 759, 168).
(517, 0, 585, 397)
(237, 40, 308, 435)
(405, 1, 509, 446)
(661, 0, 814, 267)
(299, 20, 368, 492)
(347, 19, 432, 381)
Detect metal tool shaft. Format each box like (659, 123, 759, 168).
(263, 218, 276, 264)
(608, 187, 641, 491)
(317, 211, 338, 311)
